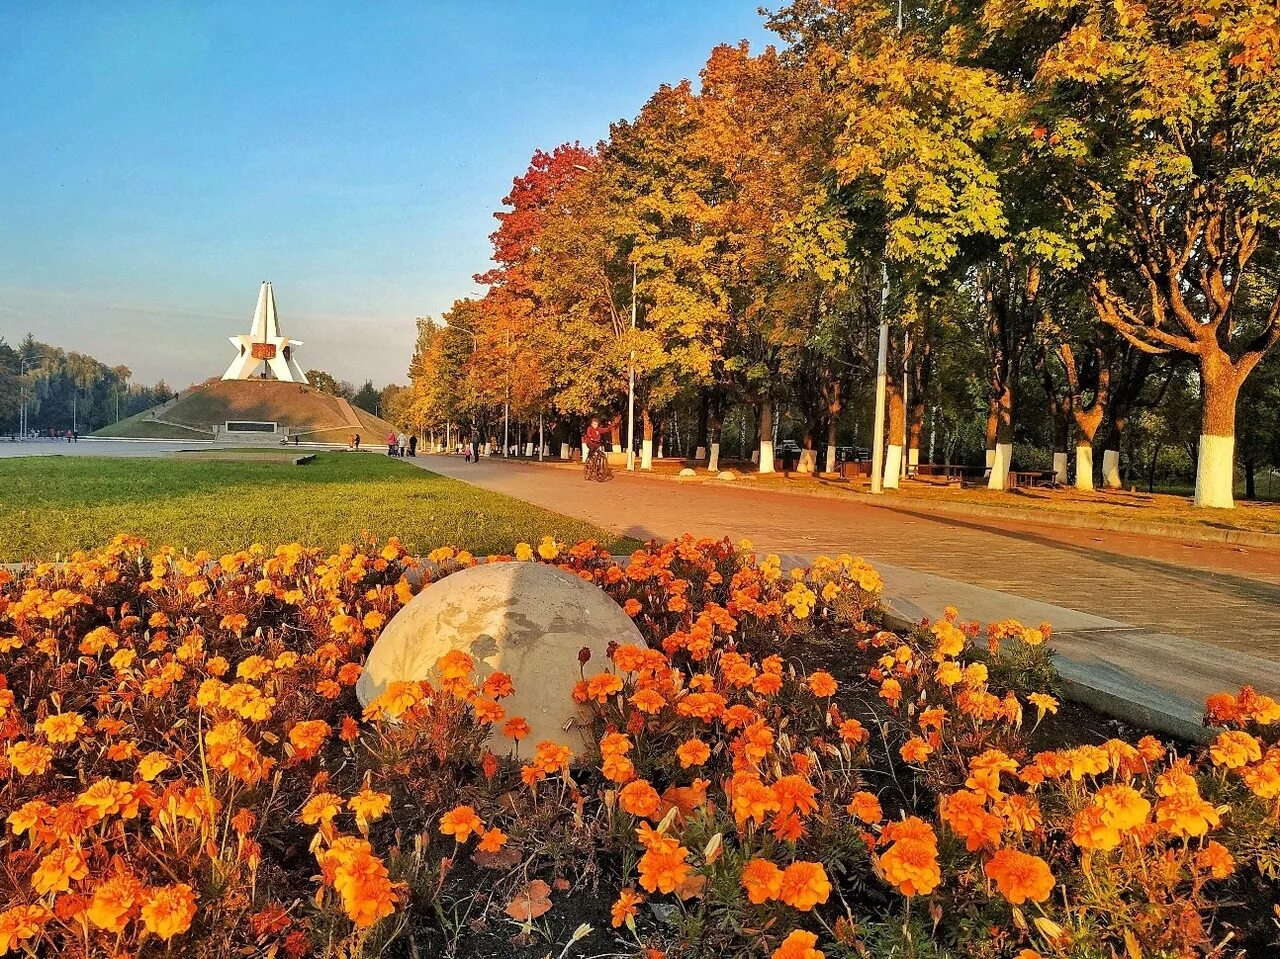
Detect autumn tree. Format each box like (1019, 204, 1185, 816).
(986, 1, 1280, 507)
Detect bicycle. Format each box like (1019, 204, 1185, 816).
(583, 445, 613, 482)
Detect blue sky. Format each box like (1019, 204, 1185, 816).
(0, 1, 772, 388)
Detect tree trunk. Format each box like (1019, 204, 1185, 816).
(695, 389, 709, 461)
(987, 383, 1014, 490)
(984, 398, 998, 473)
(708, 409, 723, 473)
(883, 375, 905, 490)
(1101, 415, 1125, 489)
(1195, 358, 1241, 509)
(1051, 409, 1069, 484)
(825, 380, 841, 475)
(1245, 459, 1257, 500)
(757, 402, 775, 473)
(641, 408, 654, 471)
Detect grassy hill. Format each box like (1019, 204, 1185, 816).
(93, 379, 400, 442)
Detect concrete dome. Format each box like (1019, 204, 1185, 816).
(356, 561, 646, 751)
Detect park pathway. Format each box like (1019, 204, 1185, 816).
(412, 454, 1280, 738)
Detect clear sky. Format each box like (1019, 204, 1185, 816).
(0, 1, 772, 389)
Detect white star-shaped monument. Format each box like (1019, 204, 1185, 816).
(222, 281, 309, 384)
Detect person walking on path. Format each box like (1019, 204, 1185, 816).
(397, 432, 408, 457)
(354, 433, 360, 451)
(386, 431, 397, 456)
(408, 434, 418, 457)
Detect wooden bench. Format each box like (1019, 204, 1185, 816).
(913, 464, 980, 485)
(1008, 469, 1055, 489)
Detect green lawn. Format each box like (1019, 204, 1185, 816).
(0, 453, 633, 562)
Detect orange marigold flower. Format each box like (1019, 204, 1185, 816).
(772, 929, 824, 959)
(477, 828, 508, 853)
(636, 842, 690, 894)
(623, 599, 643, 617)
(301, 792, 343, 828)
(610, 888, 643, 928)
(1196, 840, 1235, 879)
(741, 858, 784, 904)
(482, 671, 515, 699)
(439, 805, 484, 843)
(586, 672, 624, 703)
(806, 672, 838, 697)
(846, 791, 883, 824)
(1210, 730, 1263, 770)
(0, 905, 52, 955)
(983, 849, 1055, 905)
(779, 861, 831, 911)
(900, 737, 933, 765)
(940, 790, 1004, 852)
(324, 837, 398, 928)
(838, 718, 869, 745)
(348, 788, 391, 825)
(32, 844, 89, 895)
(677, 738, 711, 768)
(88, 873, 143, 932)
(503, 716, 531, 741)
(619, 780, 662, 819)
(630, 687, 667, 714)
(288, 720, 331, 760)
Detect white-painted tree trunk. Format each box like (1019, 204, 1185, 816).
(708, 442, 720, 473)
(1075, 445, 1094, 491)
(1194, 434, 1235, 509)
(524, 443, 534, 457)
(641, 439, 653, 471)
(883, 444, 903, 490)
(758, 439, 775, 473)
(695, 445, 706, 461)
(797, 449, 817, 474)
(1102, 449, 1121, 488)
(581, 442, 588, 459)
(907, 447, 919, 471)
(1052, 451, 1068, 484)
(825, 444, 837, 475)
(987, 443, 1012, 490)
(560, 442, 570, 460)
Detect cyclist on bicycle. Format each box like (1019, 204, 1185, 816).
(585, 418, 607, 457)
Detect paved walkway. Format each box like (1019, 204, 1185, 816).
(413, 455, 1280, 738)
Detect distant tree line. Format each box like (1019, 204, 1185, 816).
(0, 334, 177, 436)
(304, 369, 410, 427)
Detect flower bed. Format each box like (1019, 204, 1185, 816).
(0, 534, 1277, 958)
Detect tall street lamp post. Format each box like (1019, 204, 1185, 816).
(627, 261, 637, 471)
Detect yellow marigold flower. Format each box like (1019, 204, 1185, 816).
(301, 792, 343, 828)
(235, 655, 273, 680)
(219, 613, 249, 636)
(7, 741, 53, 777)
(32, 844, 89, 895)
(1027, 693, 1058, 722)
(137, 752, 171, 782)
(514, 543, 534, 562)
(537, 537, 560, 560)
(288, 720, 332, 759)
(37, 712, 85, 744)
(140, 883, 197, 940)
(1196, 840, 1235, 879)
